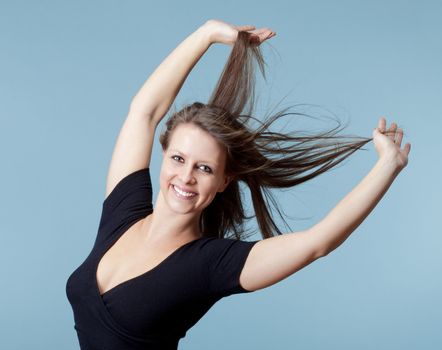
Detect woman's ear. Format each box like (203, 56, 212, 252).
(219, 175, 233, 193)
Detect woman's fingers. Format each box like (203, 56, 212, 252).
(378, 117, 400, 143)
(247, 27, 276, 42)
(374, 116, 411, 162)
(379, 117, 407, 149)
(261, 30, 276, 42)
(396, 128, 403, 147)
(379, 117, 386, 133)
(389, 122, 397, 142)
(237, 25, 256, 31)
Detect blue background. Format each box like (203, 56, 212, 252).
(1, 0, 440, 349)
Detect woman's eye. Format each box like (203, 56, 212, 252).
(200, 165, 212, 173)
(172, 155, 212, 174)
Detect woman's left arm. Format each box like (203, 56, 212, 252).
(308, 117, 411, 257)
(235, 118, 411, 293)
(309, 155, 399, 257)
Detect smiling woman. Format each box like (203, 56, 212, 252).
(158, 122, 232, 220)
(66, 18, 410, 350)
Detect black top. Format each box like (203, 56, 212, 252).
(65, 167, 259, 349)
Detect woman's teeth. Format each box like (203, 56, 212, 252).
(173, 185, 196, 197)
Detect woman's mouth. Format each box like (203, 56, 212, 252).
(172, 184, 197, 200)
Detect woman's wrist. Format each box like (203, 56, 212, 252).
(198, 21, 215, 46)
(377, 153, 403, 177)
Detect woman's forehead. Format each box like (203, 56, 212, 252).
(168, 124, 226, 163)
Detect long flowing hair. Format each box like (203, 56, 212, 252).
(159, 31, 374, 240)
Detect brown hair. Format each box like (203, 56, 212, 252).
(159, 31, 375, 241)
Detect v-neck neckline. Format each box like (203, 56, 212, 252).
(94, 216, 205, 300)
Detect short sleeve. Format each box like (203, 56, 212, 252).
(96, 168, 153, 242)
(205, 238, 259, 297)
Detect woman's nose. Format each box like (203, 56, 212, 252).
(179, 165, 196, 184)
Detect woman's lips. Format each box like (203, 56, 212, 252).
(172, 184, 197, 199)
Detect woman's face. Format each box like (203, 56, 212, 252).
(160, 123, 231, 215)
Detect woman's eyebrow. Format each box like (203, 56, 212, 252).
(170, 149, 216, 166)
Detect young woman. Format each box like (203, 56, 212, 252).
(66, 19, 411, 349)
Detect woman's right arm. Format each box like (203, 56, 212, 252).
(129, 19, 276, 124)
(129, 21, 213, 124)
(105, 23, 213, 196)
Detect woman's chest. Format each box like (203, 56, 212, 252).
(97, 227, 184, 296)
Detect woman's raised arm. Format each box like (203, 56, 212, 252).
(238, 117, 411, 292)
(130, 22, 212, 123)
(129, 19, 276, 124)
(308, 117, 411, 257)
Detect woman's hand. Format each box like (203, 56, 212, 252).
(203, 19, 276, 46)
(373, 117, 411, 171)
